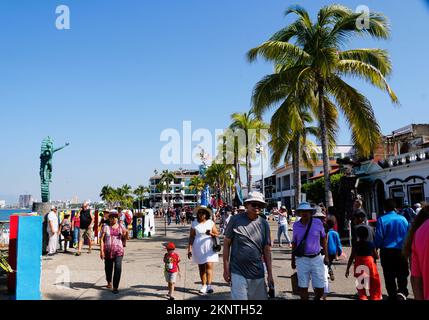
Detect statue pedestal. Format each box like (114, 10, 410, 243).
(32, 202, 52, 255)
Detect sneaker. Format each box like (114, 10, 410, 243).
(199, 285, 207, 294)
(397, 293, 407, 301)
(75, 252, 81, 256)
(113, 289, 119, 294)
(207, 285, 214, 294)
(328, 268, 335, 281)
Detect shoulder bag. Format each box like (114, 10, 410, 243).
(292, 217, 313, 258)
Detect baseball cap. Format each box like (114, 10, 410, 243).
(165, 242, 176, 250)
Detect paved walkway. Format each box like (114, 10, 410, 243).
(32, 218, 413, 300)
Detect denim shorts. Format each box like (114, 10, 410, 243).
(165, 271, 177, 283)
(296, 255, 326, 289)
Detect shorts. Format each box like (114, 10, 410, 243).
(165, 271, 178, 283)
(296, 255, 326, 289)
(79, 228, 94, 241)
(231, 273, 267, 300)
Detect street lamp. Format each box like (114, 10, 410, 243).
(256, 144, 265, 198)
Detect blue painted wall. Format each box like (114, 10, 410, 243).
(16, 216, 43, 300)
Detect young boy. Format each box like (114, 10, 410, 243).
(327, 217, 342, 281)
(164, 242, 180, 300)
(345, 211, 382, 300)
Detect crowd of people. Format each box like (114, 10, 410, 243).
(44, 193, 429, 301)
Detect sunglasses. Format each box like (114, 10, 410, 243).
(249, 202, 264, 209)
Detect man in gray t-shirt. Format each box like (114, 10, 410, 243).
(223, 192, 274, 300)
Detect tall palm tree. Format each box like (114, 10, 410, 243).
(248, 4, 398, 206)
(216, 128, 246, 189)
(230, 112, 269, 193)
(188, 176, 205, 204)
(206, 163, 234, 208)
(270, 106, 320, 209)
(160, 170, 175, 209)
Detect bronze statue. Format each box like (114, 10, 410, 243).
(39, 137, 69, 202)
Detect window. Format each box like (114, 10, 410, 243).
(282, 175, 291, 191)
(408, 184, 425, 206)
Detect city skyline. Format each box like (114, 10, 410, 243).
(1, 0, 428, 203)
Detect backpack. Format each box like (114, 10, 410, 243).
(79, 209, 92, 229)
(125, 211, 132, 225)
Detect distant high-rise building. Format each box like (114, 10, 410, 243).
(19, 195, 33, 209)
(71, 196, 79, 204)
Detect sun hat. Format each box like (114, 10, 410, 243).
(51, 205, 57, 210)
(238, 206, 246, 211)
(296, 202, 316, 212)
(415, 203, 422, 208)
(109, 209, 119, 217)
(313, 206, 326, 218)
(193, 205, 213, 217)
(244, 192, 267, 206)
(281, 206, 287, 210)
(165, 242, 176, 250)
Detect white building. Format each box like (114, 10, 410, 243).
(149, 169, 200, 209)
(257, 145, 353, 209)
(0, 200, 5, 208)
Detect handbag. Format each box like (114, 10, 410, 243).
(291, 272, 299, 295)
(292, 217, 313, 258)
(212, 236, 222, 252)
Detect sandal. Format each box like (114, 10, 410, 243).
(75, 252, 81, 256)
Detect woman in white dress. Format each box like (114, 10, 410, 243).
(187, 206, 219, 294)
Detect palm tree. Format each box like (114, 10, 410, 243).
(134, 185, 148, 212)
(270, 106, 320, 209)
(230, 112, 269, 193)
(205, 163, 234, 208)
(118, 184, 133, 209)
(248, 4, 398, 206)
(216, 128, 246, 189)
(160, 170, 175, 209)
(188, 176, 205, 204)
(100, 185, 115, 209)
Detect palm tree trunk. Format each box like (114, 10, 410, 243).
(246, 133, 252, 193)
(318, 80, 334, 207)
(293, 138, 301, 209)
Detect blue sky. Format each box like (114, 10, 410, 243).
(0, 0, 428, 204)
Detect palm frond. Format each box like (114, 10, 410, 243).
(336, 59, 399, 103)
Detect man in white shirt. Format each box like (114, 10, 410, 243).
(47, 206, 59, 256)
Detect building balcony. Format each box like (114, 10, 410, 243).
(378, 147, 429, 169)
